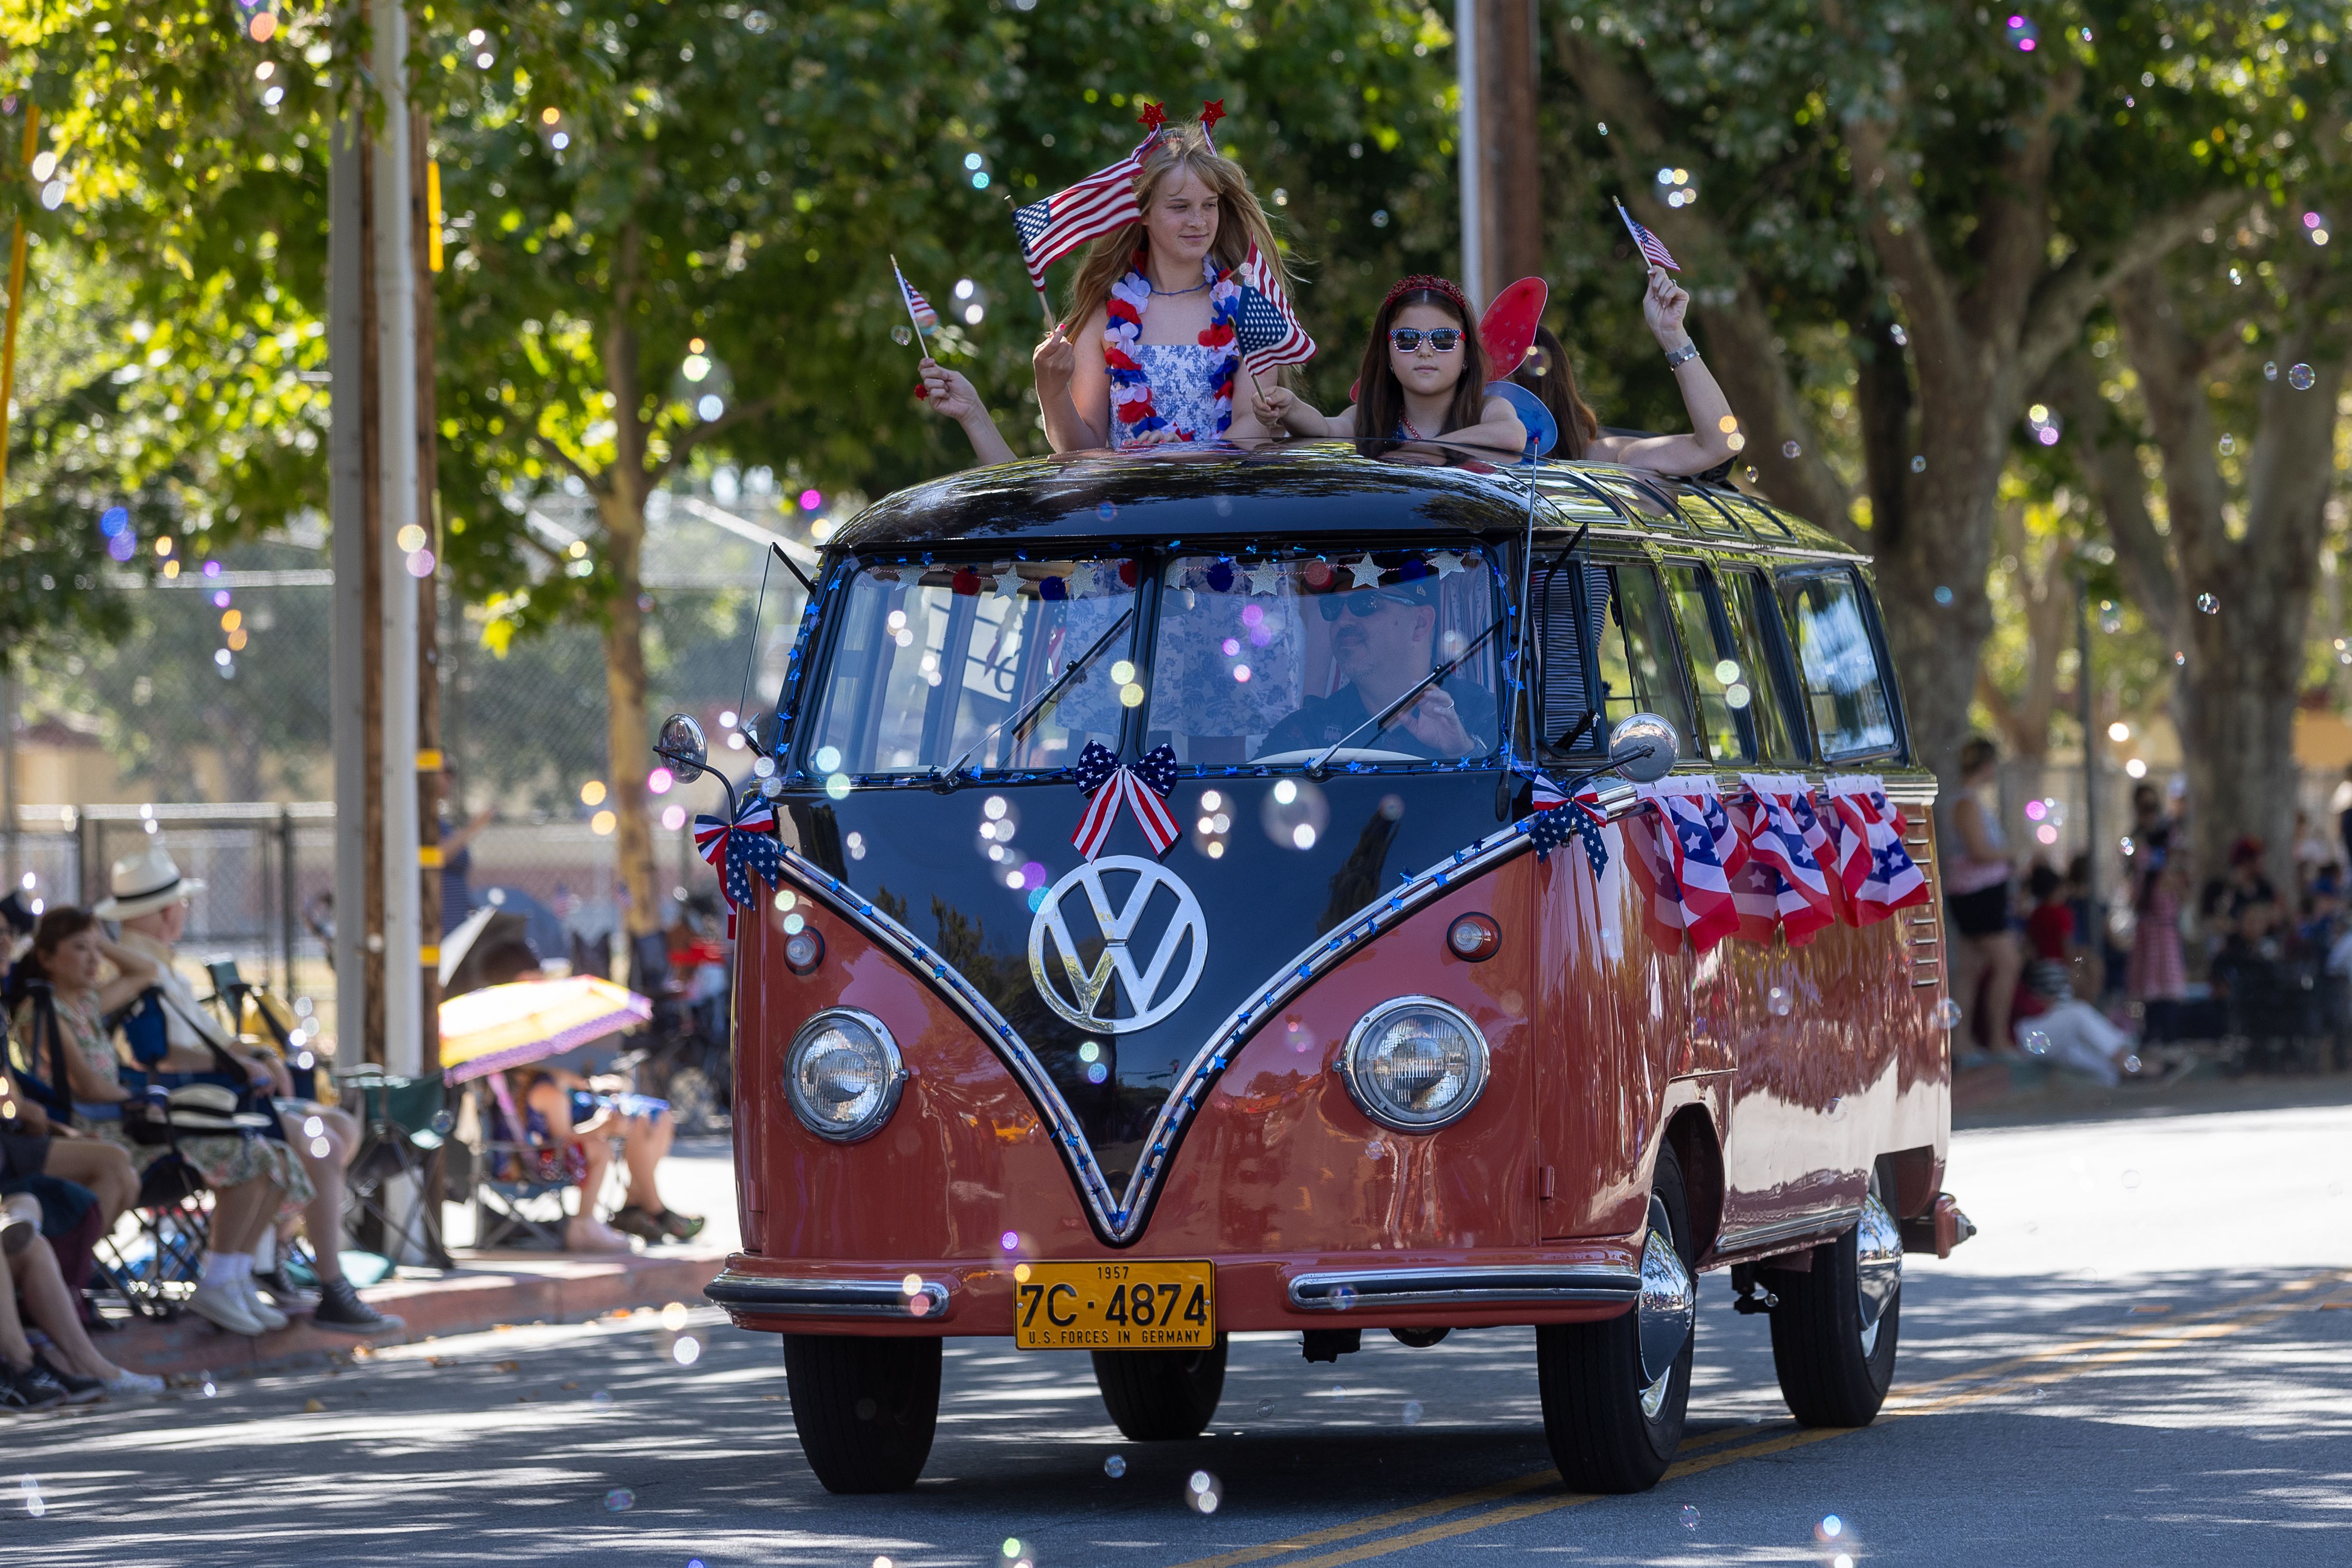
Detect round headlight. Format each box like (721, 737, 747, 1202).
(783, 1008, 906, 1143)
(1338, 997, 1490, 1132)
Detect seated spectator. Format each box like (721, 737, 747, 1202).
(469, 938, 705, 1251)
(18, 898, 302, 1340)
(503, 1067, 705, 1251)
(99, 854, 401, 1335)
(0, 1215, 163, 1407)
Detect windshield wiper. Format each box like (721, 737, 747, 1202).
(936, 607, 1136, 789)
(1305, 612, 1511, 777)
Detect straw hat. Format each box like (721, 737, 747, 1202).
(93, 845, 206, 920)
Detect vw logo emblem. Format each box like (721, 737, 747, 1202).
(1028, 856, 1209, 1034)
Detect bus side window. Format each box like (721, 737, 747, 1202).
(1776, 569, 1899, 760)
(1534, 555, 1613, 753)
(1663, 564, 1745, 764)
(1719, 568, 1803, 763)
(1594, 563, 1696, 761)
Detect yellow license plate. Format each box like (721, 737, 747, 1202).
(1015, 1260, 1216, 1351)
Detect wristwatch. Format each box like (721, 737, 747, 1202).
(1664, 342, 1702, 370)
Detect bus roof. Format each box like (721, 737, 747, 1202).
(830, 439, 1862, 561)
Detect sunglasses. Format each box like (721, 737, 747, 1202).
(1318, 588, 1423, 622)
(1387, 328, 1464, 353)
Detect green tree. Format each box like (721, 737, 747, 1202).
(1546, 0, 2306, 792)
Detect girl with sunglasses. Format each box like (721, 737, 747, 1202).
(1251, 276, 1527, 450)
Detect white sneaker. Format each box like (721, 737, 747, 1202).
(187, 1282, 266, 1337)
(238, 1279, 290, 1331)
(100, 1370, 166, 1398)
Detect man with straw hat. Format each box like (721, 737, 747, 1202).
(102, 846, 401, 1334)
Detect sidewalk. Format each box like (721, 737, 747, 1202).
(100, 1246, 731, 1381)
(96, 1139, 743, 1382)
(1954, 1054, 2352, 1129)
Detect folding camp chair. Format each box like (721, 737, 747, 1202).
(462, 1076, 625, 1251)
(336, 1065, 453, 1267)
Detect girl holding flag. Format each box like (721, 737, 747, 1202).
(1250, 275, 1529, 449)
(1030, 114, 1298, 449)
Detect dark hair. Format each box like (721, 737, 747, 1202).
(476, 938, 543, 988)
(32, 905, 98, 958)
(1958, 735, 2000, 776)
(1511, 323, 1600, 457)
(2065, 853, 2090, 885)
(2028, 863, 2063, 902)
(1355, 283, 1489, 442)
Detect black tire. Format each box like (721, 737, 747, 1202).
(1769, 1172, 1901, 1427)
(1090, 1333, 1228, 1440)
(781, 1334, 942, 1493)
(1535, 1144, 1695, 1493)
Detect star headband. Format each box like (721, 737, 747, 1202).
(1136, 98, 1227, 143)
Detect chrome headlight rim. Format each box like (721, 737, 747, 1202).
(1338, 995, 1491, 1134)
(782, 1007, 907, 1144)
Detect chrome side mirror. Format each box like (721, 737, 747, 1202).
(1607, 713, 1679, 784)
(656, 713, 709, 782)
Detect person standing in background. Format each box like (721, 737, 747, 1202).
(438, 768, 497, 938)
(1944, 736, 2022, 1056)
(2124, 783, 2189, 1042)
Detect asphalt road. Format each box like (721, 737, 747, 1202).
(9, 1099, 2351, 1565)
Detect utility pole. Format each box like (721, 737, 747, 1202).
(329, 2, 422, 1079)
(1456, 0, 1542, 310)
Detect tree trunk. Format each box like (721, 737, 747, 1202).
(2111, 270, 2345, 894)
(600, 225, 660, 941)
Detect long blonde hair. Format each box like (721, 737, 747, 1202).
(1063, 123, 1295, 333)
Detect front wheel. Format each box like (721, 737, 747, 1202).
(1769, 1172, 1902, 1426)
(1535, 1143, 1697, 1493)
(781, 1334, 942, 1493)
(1091, 1334, 1228, 1440)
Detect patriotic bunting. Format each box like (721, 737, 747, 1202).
(695, 794, 785, 936)
(1824, 775, 1931, 923)
(1071, 742, 1182, 860)
(1738, 773, 1838, 946)
(1639, 778, 1742, 952)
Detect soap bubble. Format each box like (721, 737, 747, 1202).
(1768, 985, 1793, 1017)
(1932, 998, 1962, 1029)
(892, 324, 913, 346)
(1186, 1470, 1223, 1513)
(1910, 455, 1927, 473)
(1253, 1399, 1276, 1416)
(2288, 363, 2316, 391)
(660, 1301, 690, 1330)
(1933, 585, 1954, 606)
(1400, 1400, 1424, 1426)
(1817, 1513, 1846, 1540)
(1104, 1453, 1127, 1478)
(603, 1487, 635, 1511)
(2197, 592, 2219, 614)
(1097, 500, 1117, 520)
(2264, 361, 2279, 381)
(200, 1377, 218, 1398)
(2022, 1029, 2049, 1056)
(673, 1336, 702, 1366)
(19, 1475, 43, 1518)
(590, 1389, 612, 1408)
(1331, 1284, 1358, 1311)
(1679, 1503, 1699, 1530)
(2122, 1169, 2142, 1189)
(1781, 439, 1801, 458)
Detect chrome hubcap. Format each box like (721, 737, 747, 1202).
(1855, 1189, 1903, 1358)
(1636, 1196, 1695, 1416)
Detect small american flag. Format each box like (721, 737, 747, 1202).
(1235, 242, 1314, 372)
(1014, 132, 1157, 293)
(1613, 197, 1681, 273)
(893, 257, 939, 329)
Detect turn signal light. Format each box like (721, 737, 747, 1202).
(1446, 913, 1501, 961)
(783, 928, 825, 974)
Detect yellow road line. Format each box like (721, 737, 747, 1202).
(1162, 1267, 2349, 1568)
(1164, 1422, 1781, 1568)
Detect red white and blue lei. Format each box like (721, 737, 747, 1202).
(1104, 255, 1242, 443)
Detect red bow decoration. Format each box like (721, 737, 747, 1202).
(1137, 101, 1167, 133)
(1200, 98, 1226, 135)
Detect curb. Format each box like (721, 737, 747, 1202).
(102, 1248, 727, 1381)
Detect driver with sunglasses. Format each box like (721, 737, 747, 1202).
(1257, 579, 1496, 760)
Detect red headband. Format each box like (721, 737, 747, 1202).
(1383, 274, 1471, 315)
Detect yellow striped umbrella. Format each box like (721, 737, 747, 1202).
(438, 976, 653, 1083)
